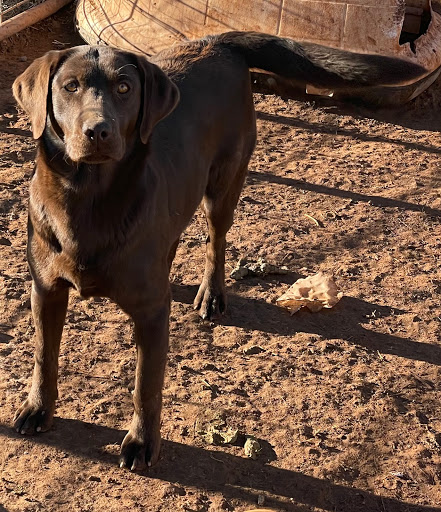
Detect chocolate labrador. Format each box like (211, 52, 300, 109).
(12, 32, 425, 470)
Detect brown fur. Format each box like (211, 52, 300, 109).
(12, 32, 425, 471)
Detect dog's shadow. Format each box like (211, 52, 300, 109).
(171, 282, 441, 367)
(1, 419, 439, 512)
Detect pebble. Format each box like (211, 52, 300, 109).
(244, 437, 261, 459)
(243, 345, 265, 355)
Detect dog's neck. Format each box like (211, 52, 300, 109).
(32, 123, 158, 263)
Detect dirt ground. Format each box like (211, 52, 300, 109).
(1, 5, 441, 512)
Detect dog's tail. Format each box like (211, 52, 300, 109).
(212, 31, 426, 89)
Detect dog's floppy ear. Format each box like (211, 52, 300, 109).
(13, 49, 69, 139)
(136, 55, 180, 144)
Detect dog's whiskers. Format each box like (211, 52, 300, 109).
(49, 149, 63, 163)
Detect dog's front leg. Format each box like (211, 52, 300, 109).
(120, 302, 170, 471)
(14, 282, 69, 434)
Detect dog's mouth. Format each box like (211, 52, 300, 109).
(64, 134, 126, 164)
(78, 153, 116, 164)
(68, 147, 125, 164)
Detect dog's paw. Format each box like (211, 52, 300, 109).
(119, 429, 161, 471)
(13, 398, 54, 435)
(193, 283, 226, 320)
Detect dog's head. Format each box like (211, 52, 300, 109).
(13, 45, 179, 163)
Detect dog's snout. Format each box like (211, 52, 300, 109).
(74, 117, 122, 162)
(83, 121, 111, 142)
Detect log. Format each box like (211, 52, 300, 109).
(0, 0, 73, 42)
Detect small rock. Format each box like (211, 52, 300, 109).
(243, 345, 265, 355)
(163, 484, 186, 497)
(203, 363, 220, 371)
(244, 437, 261, 459)
(390, 471, 410, 480)
(200, 427, 239, 446)
(201, 430, 225, 446)
(221, 428, 239, 444)
(230, 266, 249, 280)
(230, 257, 288, 280)
(88, 475, 101, 482)
(18, 56, 28, 62)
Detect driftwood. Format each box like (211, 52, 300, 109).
(0, 0, 72, 41)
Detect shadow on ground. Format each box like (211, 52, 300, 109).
(1, 421, 440, 512)
(248, 169, 441, 218)
(172, 284, 441, 367)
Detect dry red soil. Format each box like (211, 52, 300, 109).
(0, 6, 440, 512)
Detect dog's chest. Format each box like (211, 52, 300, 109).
(73, 265, 106, 298)
(58, 250, 112, 299)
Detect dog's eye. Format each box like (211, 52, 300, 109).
(64, 81, 78, 93)
(117, 82, 130, 94)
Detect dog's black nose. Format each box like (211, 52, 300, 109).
(84, 121, 111, 142)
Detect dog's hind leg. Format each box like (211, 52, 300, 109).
(194, 156, 252, 320)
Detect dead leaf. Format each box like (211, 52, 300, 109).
(276, 272, 343, 314)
